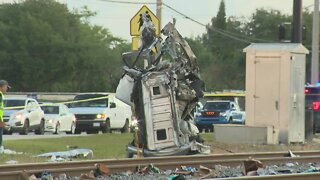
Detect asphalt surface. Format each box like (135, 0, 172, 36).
(3, 132, 89, 141)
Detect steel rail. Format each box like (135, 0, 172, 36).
(229, 172, 320, 180)
(0, 150, 319, 173)
(1, 151, 320, 179)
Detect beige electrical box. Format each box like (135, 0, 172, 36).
(244, 43, 309, 144)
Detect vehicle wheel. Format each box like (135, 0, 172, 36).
(74, 129, 81, 134)
(20, 119, 29, 135)
(196, 125, 204, 133)
(228, 117, 233, 124)
(66, 122, 76, 134)
(3, 129, 8, 135)
(35, 119, 45, 135)
(54, 123, 60, 135)
(6, 129, 13, 135)
(101, 119, 111, 133)
(121, 119, 130, 133)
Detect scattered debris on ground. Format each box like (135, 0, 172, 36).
(36, 148, 93, 162)
(24, 160, 320, 180)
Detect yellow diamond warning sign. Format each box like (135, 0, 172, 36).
(130, 5, 160, 36)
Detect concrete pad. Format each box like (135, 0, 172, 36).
(214, 124, 279, 144)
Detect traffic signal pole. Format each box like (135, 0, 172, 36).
(156, 0, 162, 29)
(292, 0, 302, 43)
(311, 0, 319, 85)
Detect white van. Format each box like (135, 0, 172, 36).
(69, 93, 132, 134)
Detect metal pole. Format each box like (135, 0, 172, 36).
(292, 0, 302, 43)
(311, 0, 319, 85)
(156, 0, 162, 29)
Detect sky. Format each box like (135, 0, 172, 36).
(0, 0, 316, 41)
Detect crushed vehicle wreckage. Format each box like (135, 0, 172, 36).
(116, 17, 210, 157)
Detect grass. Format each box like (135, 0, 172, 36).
(0, 133, 132, 164)
(1, 132, 320, 164)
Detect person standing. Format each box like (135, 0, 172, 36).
(0, 80, 10, 153)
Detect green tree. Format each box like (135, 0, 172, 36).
(195, 5, 312, 91)
(0, 0, 129, 92)
(201, 0, 247, 91)
(243, 9, 291, 42)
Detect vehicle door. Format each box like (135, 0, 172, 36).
(230, 102, 242, 121)
(26, 99, 40, 126)
(108, 97, 120, 128)
(59, 104, 71, 131)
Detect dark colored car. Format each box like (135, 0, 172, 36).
(305, 85, 320, 132)
(195, 101, 245, 132)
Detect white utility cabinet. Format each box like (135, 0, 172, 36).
(243, 43, 309, 143)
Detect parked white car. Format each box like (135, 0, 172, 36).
(41, 104, 76, 134)
(4, 97, 45, 135)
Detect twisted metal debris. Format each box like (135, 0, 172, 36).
(116, 19, 209, 157)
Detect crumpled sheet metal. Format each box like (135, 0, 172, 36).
(36, 148, 93, 159)
(118, 20, 209, 156)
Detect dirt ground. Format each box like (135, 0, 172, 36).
(202, 133, 320, 154)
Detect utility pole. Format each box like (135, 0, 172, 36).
(312, 0, 319, 85)
(292, 0, 302, 43)
(156, 0, 162, 29)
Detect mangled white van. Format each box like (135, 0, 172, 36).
(116, 18, 210, 157)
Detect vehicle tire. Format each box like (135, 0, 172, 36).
(228, 117, 233, 124)
(196, 125, 204, 133)
(101, 119, 111, 133)
(35, 119, 45, 135)
(121, 119, 130, 133)
(3, 129, 9, 135)
(54, 123, 60, 135)
(5, 129, 13, 135)
(20, 119, 29, 135)
(74, 129, 81, 134)
(66, 122, 76, 134)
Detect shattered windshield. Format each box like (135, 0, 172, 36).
(71, 94, 108, 108)
(204, 102, 230, 111)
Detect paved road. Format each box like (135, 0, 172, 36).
(3, 132, 89, 141)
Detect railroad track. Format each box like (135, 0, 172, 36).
(1, 150, 320, 180)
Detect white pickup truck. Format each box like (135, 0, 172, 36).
(69, 93, 132, 134)
(3, 97, 45, 135)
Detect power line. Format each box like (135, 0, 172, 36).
(95, 0, 272, 43)
(96, 0, 156, 5)
(162, 3, 273, 43)
(163, 3, 251, 43)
